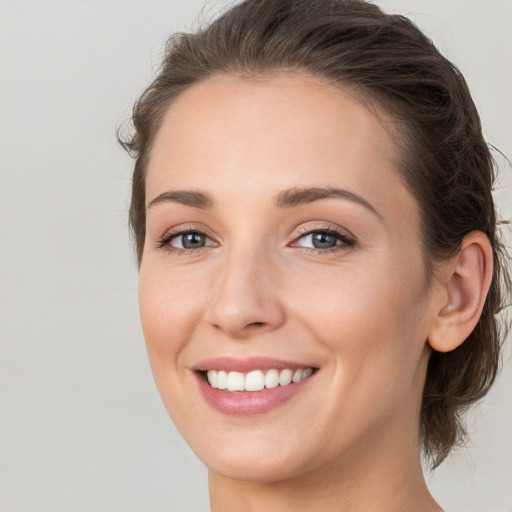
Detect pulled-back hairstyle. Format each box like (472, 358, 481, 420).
(119, 0, 511, 468)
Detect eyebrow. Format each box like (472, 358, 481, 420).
(147, 186, 383, 220)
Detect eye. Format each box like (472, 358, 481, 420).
(157, 229, 216, 253)
(156, 226, 354, 255)
(293, 227, 355, 253)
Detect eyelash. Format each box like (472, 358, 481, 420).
(156, 225, 355, 256)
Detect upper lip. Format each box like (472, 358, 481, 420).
(192, 356, 317, 373)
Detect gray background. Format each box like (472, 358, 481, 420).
(0, 1, 511, 511)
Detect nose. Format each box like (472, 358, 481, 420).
(205, 248, 286, 339)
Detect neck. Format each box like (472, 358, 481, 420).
(208, 422, 442, 512)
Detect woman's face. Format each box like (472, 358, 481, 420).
(139, 72, 437, 483)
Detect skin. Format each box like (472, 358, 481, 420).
(139, 72, 457, 511)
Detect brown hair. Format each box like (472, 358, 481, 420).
(119, 0, 511, 468)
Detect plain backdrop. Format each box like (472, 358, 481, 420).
(0, 1, 511, 511)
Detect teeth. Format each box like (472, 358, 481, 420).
(226, 371, 245, 391)
(279, 369, 293, 386)
(245, 370, 265, 391)
(217, 370, 227, 390)
(264, 369, 279, 389)
(302, 368, 313, 379)
(205, 368, 314, 392)
(292, 369, 302, 383)
(207, 370, 218, 388)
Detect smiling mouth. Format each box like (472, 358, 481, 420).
(201, 367, 317, 392)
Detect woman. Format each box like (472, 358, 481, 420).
(119, 0, 510, 510)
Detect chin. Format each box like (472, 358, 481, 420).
(206, 450, 306, 484)
(185, 426, 315, 483)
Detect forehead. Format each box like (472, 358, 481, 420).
(146, 72, 416, 225)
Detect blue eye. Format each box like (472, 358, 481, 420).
(160, 231, 215, 251)
(295, 228, 354, 252)
(157, 226, 354, 255)
(172, 232, 208, 249)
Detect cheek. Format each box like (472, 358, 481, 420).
(137, 262, 209, 430)
(138, 264, 199, 376)
(292, 258, 426, 341)
(289, 254, 429, 391)
(288, 261, 429, 445)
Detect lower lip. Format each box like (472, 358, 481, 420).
(195, 372, 315, 416)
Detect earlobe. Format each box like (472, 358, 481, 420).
(428, 231, 493, 353)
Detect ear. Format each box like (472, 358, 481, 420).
(428, 231, 493, 353)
